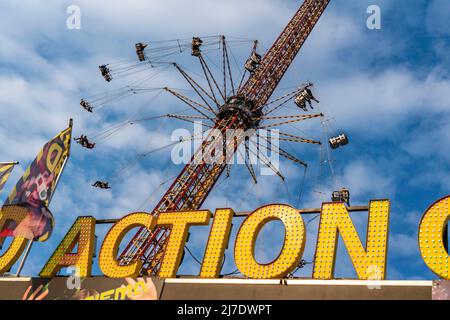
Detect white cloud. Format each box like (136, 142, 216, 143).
(319, 69, 450, 136)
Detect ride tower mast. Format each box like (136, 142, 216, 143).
(118, 0, 331, 275)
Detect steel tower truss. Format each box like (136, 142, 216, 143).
(118, 0, 331, 275)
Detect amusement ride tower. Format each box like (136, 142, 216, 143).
(86, 0, 332, 275)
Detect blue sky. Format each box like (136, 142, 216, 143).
(1, 0, 450, 280)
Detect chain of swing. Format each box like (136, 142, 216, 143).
(76, 34, 351, 278)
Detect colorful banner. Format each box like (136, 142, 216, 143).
(1, 123, 72, 242)
(0, 162, 16, 194)
(0, 276, 163, 300)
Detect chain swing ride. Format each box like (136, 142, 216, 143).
(77, 0, 349, 276)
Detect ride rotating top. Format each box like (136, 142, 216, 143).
(118, 0, 332, 275)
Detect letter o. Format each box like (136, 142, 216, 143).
(234, 204, 306, 278)
(419, 196, 450, 279)
(46, 143, 63, 172)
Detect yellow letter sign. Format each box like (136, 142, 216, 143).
(0, 205, 29, 273)
(234, 204, 306, 279)
(157, 210, 211, 278)
(40, 217, 96, 278)
(419, 196, 450, 279)
(200, 209, 234, 278)
(313, 200, 390, 280)
(99, 212, 156, 278)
